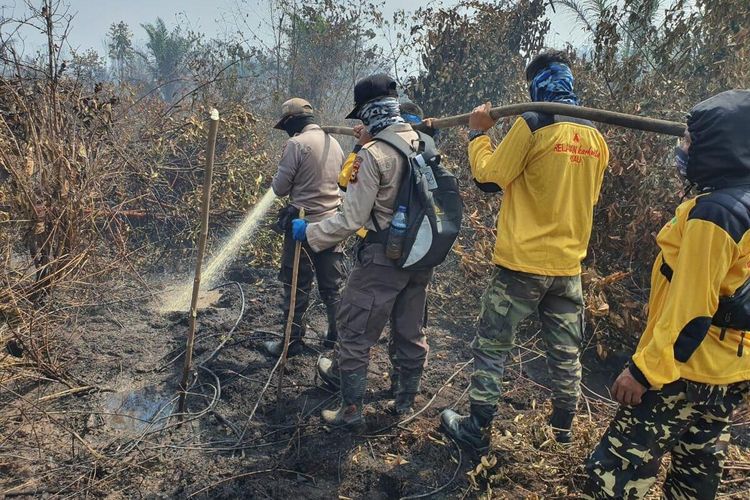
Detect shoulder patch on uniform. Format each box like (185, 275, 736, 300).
(350, 155, 363, 184)
(689, 192, 750, 243)
(521, 111, 553, 132)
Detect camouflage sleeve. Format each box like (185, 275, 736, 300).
(632, 216, 736, 388)
(306, 151, 379, 252)
(271, 140, 300, 197)
(468, 117, 533, 190)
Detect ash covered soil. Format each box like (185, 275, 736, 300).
(2, 265, 750, 499)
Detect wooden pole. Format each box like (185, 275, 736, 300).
(178, 108, 220, 416)
(276, 207, 305, 418)
(321, 101, 686, 137)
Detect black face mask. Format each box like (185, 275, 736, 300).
(675, 146, 689, 179)
(282, 115, 316, 137)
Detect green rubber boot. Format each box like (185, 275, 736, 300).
(440, 404, 494, 455)
(317, 356, 340, 389)
(388, 367, 423, 416)
(549, 406, 575, 444)
(321, 368, 367, 430)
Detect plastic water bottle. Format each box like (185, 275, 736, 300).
(385, 206, 408, 260)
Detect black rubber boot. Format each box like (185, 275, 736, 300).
(440, 404, 494, 455)
(387, 367, 399, 398)
(322, 368, 367, 430)
(322, 303, 338, 349)
(262, 339, 304, 358)
(549, 406, 575, 444)
(388, 367, 422, 416)
(317, 356, 340, 389)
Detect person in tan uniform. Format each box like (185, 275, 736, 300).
(289, 74, 433, 428)
(264, 98, 346, 357)
(335, 98, 435, 398)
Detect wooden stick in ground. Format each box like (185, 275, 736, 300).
(276, 207, 305, 418)
(178, 108, 220, 416)
(321, 101, 686, 137)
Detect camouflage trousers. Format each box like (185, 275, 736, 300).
(584, 379, 750, 499)
(469, 266, 584, 411)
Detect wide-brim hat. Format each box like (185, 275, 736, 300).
(274, 97, 314, 129)
(345, 73, 399, 120)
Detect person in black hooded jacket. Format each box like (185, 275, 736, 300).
(583, 89, 750, 499)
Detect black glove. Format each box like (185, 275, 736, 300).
(274, 205, 300, 234)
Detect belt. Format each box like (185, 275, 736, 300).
(364, 231, 387, 244)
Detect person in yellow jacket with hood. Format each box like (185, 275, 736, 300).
(584, 89, 750, 499)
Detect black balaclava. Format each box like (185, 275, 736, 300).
(282, 115, 316, 137)
(686, 90, 750, 191)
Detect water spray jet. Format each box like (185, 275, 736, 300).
(162, 188, 278, 313)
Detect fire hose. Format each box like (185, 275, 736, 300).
(321, 101, 685, 137)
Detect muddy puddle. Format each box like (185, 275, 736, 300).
(102, 384, 176, 435)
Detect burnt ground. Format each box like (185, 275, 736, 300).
(1, 264, 750, 499)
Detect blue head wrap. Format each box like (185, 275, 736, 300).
(529, 62, 579, 105)
(401, 113, 422, 125)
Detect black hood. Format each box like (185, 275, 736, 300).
(686, 89, 750, 190)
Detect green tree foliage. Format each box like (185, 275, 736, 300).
(106, 21, 133, 83)
(283, 0, 382, 113)
(140, 18, 196, 101)
(236, 0, 385, 118)
(404, 0, 550, 116)
(69, 48, 107, 84)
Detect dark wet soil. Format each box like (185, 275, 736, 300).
(1, 263, 749, 499)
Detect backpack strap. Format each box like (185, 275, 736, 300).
(373, 128, 438, 160)
(372, 128, 419, 158)
(365, 128, 438, 238)
(365, 128, 416, 236)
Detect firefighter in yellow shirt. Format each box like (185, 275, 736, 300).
(441, 51, 610, 453)
(584, 91, 750, 499)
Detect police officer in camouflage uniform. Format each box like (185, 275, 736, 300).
(583, 90, 750, 499)
(290, 74, 433, 428)
(440, 51, 610, 453)
(264, 98, 346, 357)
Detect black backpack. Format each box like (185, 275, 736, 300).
(372, 128, 463, 271)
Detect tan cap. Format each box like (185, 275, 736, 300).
(273, 98, 314, 129)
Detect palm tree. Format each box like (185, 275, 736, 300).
(554, 0, 617, 34)
(140, 18, 195, 101)
(555, 0, 663, 59)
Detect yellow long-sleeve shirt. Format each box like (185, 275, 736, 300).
(469, 113, 610, 276)
(631, 191, 750, 388)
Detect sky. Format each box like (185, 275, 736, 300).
(1, 0, 586, 57)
